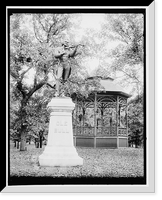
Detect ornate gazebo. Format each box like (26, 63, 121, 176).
(72, 76, 131, 148)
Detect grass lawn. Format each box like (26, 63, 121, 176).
(10, 142, 144, 179)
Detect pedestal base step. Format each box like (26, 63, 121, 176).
(39, 146, 83, 167)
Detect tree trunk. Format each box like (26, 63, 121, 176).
(36, 142, 39, 148)
(20, 99, 28, 151)
(20, 131, 27, 151)
(17, 79, 47, 151)
(14, 140, 16, 147)
(39, 130, 44, 148)
(40, 136, 42, 148)
(17, 141, 19, 149)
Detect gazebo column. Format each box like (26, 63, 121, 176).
(119, 104, 121, 127)
(94, 92, 97, 148)
(116, 96, 119, 148)
(101, 103, 104, 134)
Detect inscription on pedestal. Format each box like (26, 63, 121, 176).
(54, 121, 69, 134)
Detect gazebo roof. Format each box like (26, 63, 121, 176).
(87, 76, 131, 98)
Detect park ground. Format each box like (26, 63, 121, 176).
(9, 142, 144, 180)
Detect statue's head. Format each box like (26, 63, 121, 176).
(54, 46, 64, 55)
(64, 40, 69, 45)
(62, 40, 70, 48)
(62, 53, 68, 61)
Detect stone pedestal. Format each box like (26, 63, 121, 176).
(39, 97, 83, 167)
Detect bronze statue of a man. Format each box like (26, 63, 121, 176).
(49, 42, 84, 97)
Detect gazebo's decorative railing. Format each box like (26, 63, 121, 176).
(96, 126, 117, 136)
(73, 126, 127, 137)
(73, 126, 119, 136)
(118, 128, 127, 136)
(73, 126, 94, 136)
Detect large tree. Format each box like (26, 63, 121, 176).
(10, 14, 85, 151)
(104, 14, 144, 95)
(128, 94, 144, 147)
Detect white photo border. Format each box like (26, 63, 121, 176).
(4, 3, 155, 193)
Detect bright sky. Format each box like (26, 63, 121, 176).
(79, 14, 105, 30)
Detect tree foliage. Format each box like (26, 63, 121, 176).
(105, 14, 144, 66)
(98, 14, 144, 95)
(128, 95, 144, 147)
(9, 13, 103, 150)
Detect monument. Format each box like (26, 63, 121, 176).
(39, 41, 83, 166)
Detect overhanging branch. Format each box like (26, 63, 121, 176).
(26, 80, 46, 102)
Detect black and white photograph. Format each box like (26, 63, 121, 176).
(4, 3, 155, 193)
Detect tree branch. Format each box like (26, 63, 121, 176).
(46, 21, 57, 42)
(32, 18, 43, 43)
(10, 71, 19, 79)
(120, 69, 140, 83)
(46, 83, 56, 89)
(26, 80, 46, 101)
(16, 80, 27, 99)
(19, 65, 33, 81)
(37, 14, 48, 32)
